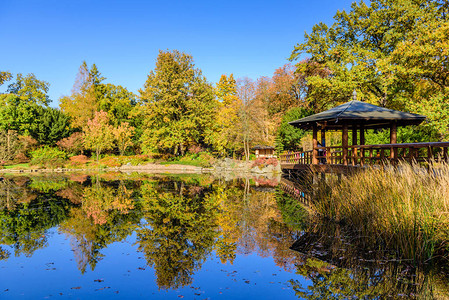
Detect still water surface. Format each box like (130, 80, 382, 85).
(0, 173, 447, 299)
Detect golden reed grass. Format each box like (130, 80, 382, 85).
(311, 162, 449, 264)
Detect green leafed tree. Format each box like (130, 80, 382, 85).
(290, 0, 448, 113)
(138, 50, 216, 155)
(0, 73, 52, 136)
(0, 94, 41, 135)
(29, 107, 72, 146)
(6, 73, 51, 106)
(98, 83, 136, 126)
(275, 107, 312, 153)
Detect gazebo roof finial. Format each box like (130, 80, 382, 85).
(353, 89, 357, 101)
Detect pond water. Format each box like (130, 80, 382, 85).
(0, 173, 447, 299)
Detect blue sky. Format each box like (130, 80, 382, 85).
(0, 0, 355, 106)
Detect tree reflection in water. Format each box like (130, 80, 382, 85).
(136, 178, 220, 289)
(0, 173, 447, 298)
(59, 177, 142, 273)
(0, 177, 73, 259)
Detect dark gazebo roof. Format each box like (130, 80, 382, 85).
(289, 100, 426, 130)
(252, 145, 275, 150)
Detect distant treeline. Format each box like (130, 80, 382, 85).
(0, 0, 447, 163)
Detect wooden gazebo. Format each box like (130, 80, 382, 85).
(280, 99, 449, 170)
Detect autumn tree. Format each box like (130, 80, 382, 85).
(113, 122, 134, 156)
(264, 64, 306, 118)
(0, 130, 21, 162)
(206, 74, 241, 155)
(138, 50, 216, 155)
(235, 77, 269, 161)
(60, 62, 105, 129)
(6, 73, 51, 106)
(0, 71, 12, 86)
(83, 110, 114, 161)
(57, 132, 84, 155)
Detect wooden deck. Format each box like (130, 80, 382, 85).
(280, 142, 449, 173)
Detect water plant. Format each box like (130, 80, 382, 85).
(311, 163, 449, 265)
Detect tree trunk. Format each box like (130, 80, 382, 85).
(7, 130, 10, 161)
(179, 144, 185, 156)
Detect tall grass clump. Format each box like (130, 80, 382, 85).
(312, 163, 449, 265)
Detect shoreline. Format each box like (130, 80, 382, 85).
(0, 160, 282, 177)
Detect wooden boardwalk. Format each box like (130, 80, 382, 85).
(280, 141, 449, 173)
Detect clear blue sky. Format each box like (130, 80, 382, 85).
(0, 0, 355, 107)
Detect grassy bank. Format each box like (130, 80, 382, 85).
(1, 152, 215, 170)
(311, 163, 449, 265)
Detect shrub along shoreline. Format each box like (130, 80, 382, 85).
(310, 163, 449, 266)
(0, 154, 282, 176)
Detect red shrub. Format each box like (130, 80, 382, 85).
(14, 152, 30, 163)
(188, 145, 203, 154)
(251, 157, 279, 168)
(69, 155, 89, 166)
(57, 132, 84, 155)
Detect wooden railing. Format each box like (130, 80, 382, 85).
(280, 150, 313, 164)
(279, 142, 449, 166)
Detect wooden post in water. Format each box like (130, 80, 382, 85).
(342, 123, 348, 166)
(390, 122, 397, 164)
(312, 124, 318, 164)
(352, 124, 358, 166)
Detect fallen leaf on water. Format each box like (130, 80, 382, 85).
(177, 295, 184, 298)
(244, 281, 250, 284)
(94, 279, 104, 283)
(71, 287, 81, 290)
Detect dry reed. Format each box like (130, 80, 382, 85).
(311, 162, 449, 264)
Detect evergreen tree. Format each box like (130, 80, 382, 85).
(138, 50, 216, 155)
(29, 107, 72, 146)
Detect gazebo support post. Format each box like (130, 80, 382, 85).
(390, 121, 397, 164)
(342, 124, 348, 166)
(312, 125, 318, 164)
(321, 128, 326, 164)
(360, 124, 365, 165)
(352, 124, 358, 166)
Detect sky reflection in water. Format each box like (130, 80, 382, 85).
(0, 173, 447, 299)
